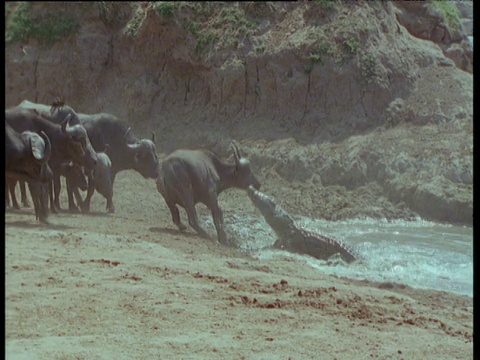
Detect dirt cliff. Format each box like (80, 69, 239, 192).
(5, 1, 473, 225)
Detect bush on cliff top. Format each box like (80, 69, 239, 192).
(5, 2, 80, 45)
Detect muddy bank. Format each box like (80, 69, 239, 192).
(5, 170, 473, 359)
(5, 1, 473, 224)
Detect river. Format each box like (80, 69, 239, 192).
(219, 215, 473, 297)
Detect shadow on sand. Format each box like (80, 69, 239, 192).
(149, 226, 200, 239)
(5, 220, 75, 231)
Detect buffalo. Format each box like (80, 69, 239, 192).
(6, 108, 98, 212)
(68, 150, 114, 213)
(156, 141, 261, 244)
(6, 122, 53, 221)
(16, 100, 159, 213)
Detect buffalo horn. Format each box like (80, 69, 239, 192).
(124, 127, 132, 140)
(151, 132, 156, 144)
(127, 142, 140, 151)
(61, 113, 73, 134)
(230, 140, 243, 164)
(103, 144, 110, 154)
(39, 131, 52, 165)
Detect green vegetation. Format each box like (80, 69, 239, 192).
(212, 6, 255, 36)
(124, 7, 144, 38)
(188, 3, 258, 55)
(430, 0, 462, 32)
(255, 45, 266, 54)
(308, 42, 331, 66)
(309, 53, 322, 64)
(343, 37, 359, 54)
(6, 2, 80, 45)
(186, 20, 200, 35)
(314, 0, 337, 11)
(153, 2, 177, 17)
(195, 31, 218, 53)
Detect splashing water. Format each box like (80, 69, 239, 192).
(203, 214, 473, 297)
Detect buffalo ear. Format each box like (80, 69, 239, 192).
(29, 135, 44, 161)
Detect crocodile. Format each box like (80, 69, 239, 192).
(246, 185, 358, 263)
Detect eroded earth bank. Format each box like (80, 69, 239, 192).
(5, 1, 473, 225)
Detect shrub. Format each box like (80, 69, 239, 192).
(6, 2, 80, 45)
(187, 21, 200, 35)
(344, 37, 359, 54)
(431, 0, 462, 32)
(314, 0, 337, 11)
(195, 31, 218, 53)
(308, 42, 331, 65)
(154, 2, 176, 17)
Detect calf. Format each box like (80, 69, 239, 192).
(156, 141, 261, 244)
(61, 162, 88, 212)
(70, 150, 114, 212)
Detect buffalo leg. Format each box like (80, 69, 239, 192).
(49, 180, 58, 213)
(7, 178, 20, 209)
(19, 180, 30, 207)
(66, 176, 80, 213)
(28, 181, 49, 223)
(102, 175, 115, 213)
(81, 172, 95, 213)
(106, 172, 116, 213)
(181, 195, 209, 239)
(53, 173, 62, 211)
(165, 201, 187, 231)
(5, 182, 10, 207)
(106, 196, 115, 213)
(73, 188, 84, 209)
(185, 206, 210, 239)
(209, 200, 227, 244)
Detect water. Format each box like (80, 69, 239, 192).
(214, 214, 473, 297)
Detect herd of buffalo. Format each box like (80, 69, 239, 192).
(6, 100, 261, 244)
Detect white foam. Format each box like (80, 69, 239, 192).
(219, 214, 473, 297)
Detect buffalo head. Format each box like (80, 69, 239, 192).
(230, 140, 261, 190)
(127, 138, 159, 179)
(61, 114, 98, 169)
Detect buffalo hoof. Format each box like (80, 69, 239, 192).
(81, 204, 90, 213)
(51, 206, 59, 214)
(107, 206, 115, 214)
(68, 206, 80, 213)
(22, 201, 31, 208)
(177, 223, 188, 231)
(38, 217, 50, 224)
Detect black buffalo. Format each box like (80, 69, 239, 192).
(6, 122, 53, 221)
(6, 108, 98, 212)
(16, 100, 159, 213)
(156, 141, 261, 244)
